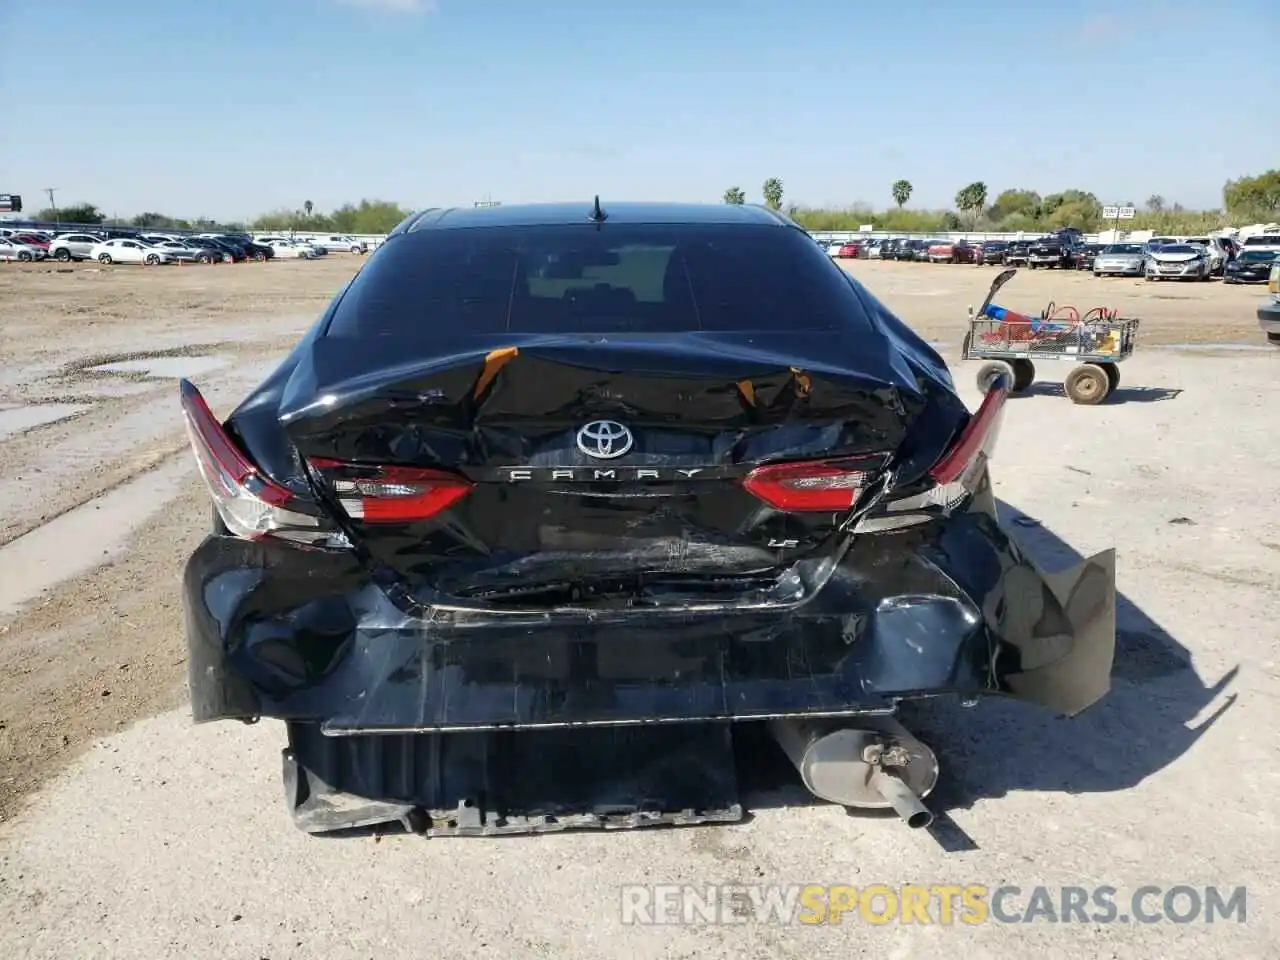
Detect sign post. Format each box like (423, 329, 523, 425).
(1102, 204, 1135, 240)
(0, 194, 21, 214)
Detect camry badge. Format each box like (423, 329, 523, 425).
(576, 420, 634, 459)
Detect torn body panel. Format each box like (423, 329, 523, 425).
(185, 489, 1115, 731)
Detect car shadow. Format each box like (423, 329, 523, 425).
(1013, 382, 1183, 403)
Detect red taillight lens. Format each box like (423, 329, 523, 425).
(308, 458, 473, 523)
(179, 379, 337, 545)
(928, 381, 1008, 486)
(741, 458, 881, 512)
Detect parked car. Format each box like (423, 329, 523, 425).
(1223, 249, 1278, 284)
(148, 239, 219, 264)
(48, 232, 104, 261)
(1183, 237, 1229, 275)
(89, 238, 174, 265)
(835, 241, 861, 259)
(975, 240, 1009, 265)
(912, 240, 934, 261)
(0, 237, 45, 261)
(1144, 243, 1211, 281)
(1239, 233, 1280, 255)
(175, 200, 1117, 836)
(205, 233, 274, 261)
(308, 234, 369, 254)
(1027, 237, 1076, 269)
(879, 238, 901, 260)
(259, 239, 315, 259)
(11, 232, 51, 253)
(1072, 243, 1104, 271)
(1259, 260, 1280, 345)
(822, 239, 845, 258)
(183, 237, 235, 262)
(1092, 243, 1147, 278)
(1004, 241, 1031, 267)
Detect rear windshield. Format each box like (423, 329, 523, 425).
(1103, 244, 1144, 254)
(327, 223, 875, 335)
(1239, 250, 1278, 262)
(1243, 235, 1280, 246)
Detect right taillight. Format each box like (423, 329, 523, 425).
(180, 379, 342, 547)
(854, 384, 1009, 534)
(307, 458, 474, 523)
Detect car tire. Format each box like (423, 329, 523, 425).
(1064, 364, 1111, 405)
(17, 250, 32, 261)
(1010, 358, 1036, 393)
(145, 254, 160, 265)
(975, 360, 1015, 395)
(54, 248, 72, 262)
(1093, 271, 1102, 278)
(1100, 363, 1120, 393)
(1267, 333, 1280, 346)
(99, 253, 113, 264)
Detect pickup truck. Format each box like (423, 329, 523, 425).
(1027, 237, 1077, 269)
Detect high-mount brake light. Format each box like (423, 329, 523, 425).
(179, 379, 337, 546)
(308, 459, 474, 523)
(741, 458, 881, 512)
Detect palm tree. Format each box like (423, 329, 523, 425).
(723, 186, 745, 205)
(303, 200, 314, 219)
(762, 178, 784, 210)
(1146, 194, 1165, 213)
(891, 180, 912, 208)
(955, 182, 988, 220)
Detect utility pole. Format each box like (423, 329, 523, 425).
(44, 187, 58, 224)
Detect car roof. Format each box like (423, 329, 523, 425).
(393, 201, 797, 234)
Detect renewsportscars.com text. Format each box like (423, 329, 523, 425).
(619, 884, 1247, 926)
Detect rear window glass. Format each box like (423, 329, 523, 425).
(326, 223, 873, 335)
(1243, 235, 1280, 246)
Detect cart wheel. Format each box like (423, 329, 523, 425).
(1100, 362, 1120, 392)
(976, 360, 1015, 395)
(1064, 364, 1111, 405)
(1010, 358, 1036, 393)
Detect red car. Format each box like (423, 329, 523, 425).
(836, 242, 862, 259)
(12, 233, 50, 251)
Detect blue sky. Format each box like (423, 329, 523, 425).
(2, 0, 1275, 220)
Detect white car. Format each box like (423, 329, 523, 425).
(1144, 243, 1211, 281)
(88, 238, 174, 265)
(824, 240, 845, 258)
(308, 234, 368, 254)
(1183, 237, 1228, 275)
(1239, 233, 1280, 255)
(0, 238, 45, 261)
(259, 239, 315, 260)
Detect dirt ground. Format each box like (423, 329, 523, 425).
(0, 256, 1276, 958)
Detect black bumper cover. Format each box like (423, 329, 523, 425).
(184, 491, 1116, 731)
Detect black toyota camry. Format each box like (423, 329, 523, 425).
(179, 201, 1116, 836)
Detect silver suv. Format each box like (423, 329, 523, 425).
(48, 232, 104, 262)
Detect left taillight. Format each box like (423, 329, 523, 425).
(741, 457, 884, 512)
(179, 379, 343, 547)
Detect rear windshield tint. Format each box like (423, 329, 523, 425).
(325, 223, 874, 335)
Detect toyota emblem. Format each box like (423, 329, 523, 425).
(576, 420, 634, 459)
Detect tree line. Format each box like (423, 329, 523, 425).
(724, 170, 1280, 234)
(25, 169, 1279, 236)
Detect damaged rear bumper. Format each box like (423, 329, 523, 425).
(183, 492, 1116, 731)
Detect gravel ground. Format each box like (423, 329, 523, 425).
(0, 256, 1276, 958)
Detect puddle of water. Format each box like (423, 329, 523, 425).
(1159, 342, 1275, 353)
(0, 456, 193, 618)
(0, 404, 91, 440)
(92, 356, 230, 378)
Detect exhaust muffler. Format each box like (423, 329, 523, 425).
(767, 716, 938, 828)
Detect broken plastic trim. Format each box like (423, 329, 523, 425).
(179, 379, 349, 548)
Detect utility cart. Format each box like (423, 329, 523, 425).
(959, 267, 1140, 405)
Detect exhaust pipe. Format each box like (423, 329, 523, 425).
(768, 716, 938, 829)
